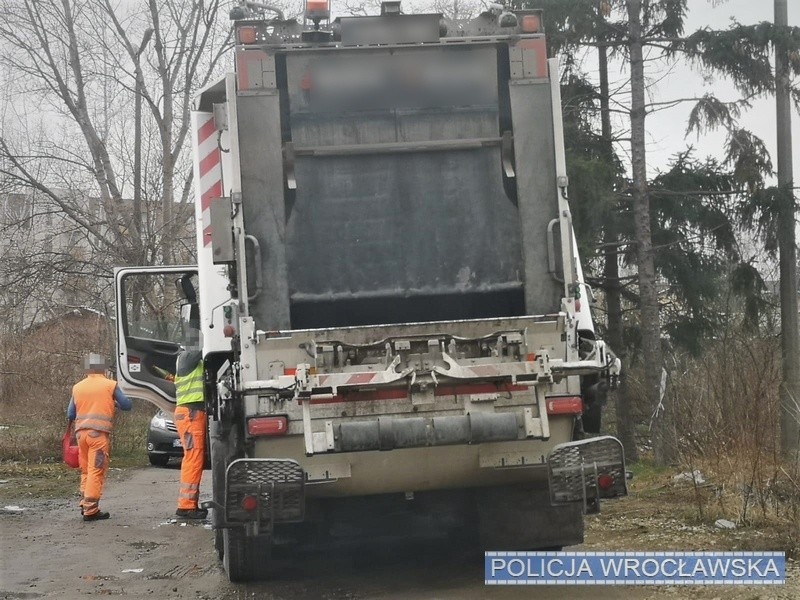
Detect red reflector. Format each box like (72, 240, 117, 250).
(247, 416, 288, 436)
(241, 495, 258, 512)
(526, 353, 537, 362)
(521, 14, 541, 33)
(546, 396, 583, 415)
(597, 474, 615, 491)
(284, 367, 297, 376)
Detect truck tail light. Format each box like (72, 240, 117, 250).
(305, 0, 330, 19)
(241, 494, 258, 511)
(521, 14, 541, 33)
(247, 416, 288, 436)
(546, 396, 583, 416)
(597, 474, 615, 491)
(237, 26, 257, 44)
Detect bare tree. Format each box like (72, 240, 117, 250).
(0, 0, 233, 329)
(98, 0, 232, 263)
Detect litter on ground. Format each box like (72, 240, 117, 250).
(714, 519, 737, 530)
(673, 470, 706, 485)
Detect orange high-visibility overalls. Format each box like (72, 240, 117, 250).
(72, 374, 117, 517)
(174, 355, 206, 511)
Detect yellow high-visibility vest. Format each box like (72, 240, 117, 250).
(175, 362, 204, 405)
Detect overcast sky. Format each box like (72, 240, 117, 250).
(641, 0, 800, 181)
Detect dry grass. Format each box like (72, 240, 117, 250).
(0, 311, 153, 466)
(586, 460, 799, 559)
(604, 332, 800, 556)
(0, 403, 152, 464)
(650, 335, 800, 556)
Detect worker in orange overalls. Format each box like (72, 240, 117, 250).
(67, 353, 132, 521)
(174, 327, 208, 519)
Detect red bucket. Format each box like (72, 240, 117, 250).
(62, 429, 79, 469)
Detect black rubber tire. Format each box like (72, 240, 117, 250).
(582, 400, 602, 434)
(222, 529, 272, 582)
(148, 454, 170, 467)
(215, 528, 224, 561)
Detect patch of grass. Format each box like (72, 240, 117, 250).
(0, 399, 153, 465)
(628, 457, 671, 484)
(0, 399, 152, 501)
(107, 407, 151, 468)
(0, 462, 80, 501)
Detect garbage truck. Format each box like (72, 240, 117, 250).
(114, 0, 626, 582)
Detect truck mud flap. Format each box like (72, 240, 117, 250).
(547, 436, 626, 514)
(225, 458, 305, 526)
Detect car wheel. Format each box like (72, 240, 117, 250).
(148, 453, 170, 467)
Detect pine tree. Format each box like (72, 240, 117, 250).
(526, 0, 800, 465)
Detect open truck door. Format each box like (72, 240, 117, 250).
(114, 266, 199, 413)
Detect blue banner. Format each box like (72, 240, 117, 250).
(485, 551, 785, 585)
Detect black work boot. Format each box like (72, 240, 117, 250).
(176, 508, 208, 520)
(83, 511, 110, 522)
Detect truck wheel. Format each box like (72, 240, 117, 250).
(215, 528, 224, 561)
(477, 486, 584, 550)
(582, 400, 602, 434)
(222, 529, 272, 582)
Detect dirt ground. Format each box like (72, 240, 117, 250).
(1, 465, 798, 600)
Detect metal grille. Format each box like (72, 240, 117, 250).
(548, 436, 626, 505)
(225, 458, 305, 524)
(166, 420, 177, 433)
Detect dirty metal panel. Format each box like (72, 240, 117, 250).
(285, 148, 523, 304)
(209, 198, 234, 263)
(339, 14, 441, 46)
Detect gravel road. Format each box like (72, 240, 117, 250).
(1, 466, 797, 599)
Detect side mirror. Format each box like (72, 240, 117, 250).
(175, 273, 198, 304)
(179, 302, 201, 339)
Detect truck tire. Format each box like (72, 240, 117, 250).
(215, 528, 224, 561)
(582, 400, 602, 434)
(477, 485, 584, 550)
(222, 529, 272, 582)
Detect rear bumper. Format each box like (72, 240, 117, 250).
(253, 420, 573, 497)
(216, 434, 627, 533)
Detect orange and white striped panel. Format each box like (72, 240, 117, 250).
(197, 115, 222, 247)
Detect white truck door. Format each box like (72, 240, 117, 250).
(114, 266, 199, 413)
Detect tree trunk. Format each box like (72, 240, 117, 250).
(133, 69, 143, 251)
(627, 0, 673, 465)
(599, 41, 638, 461)
(775, 0, 800, 460)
